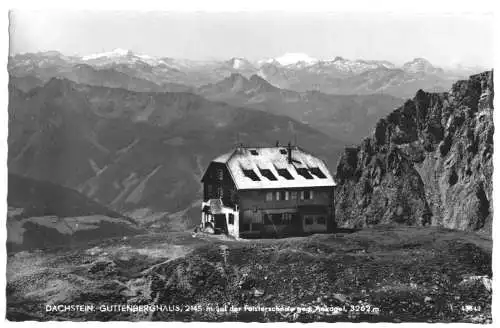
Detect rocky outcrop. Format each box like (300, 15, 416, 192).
(334, 71, 493, 232)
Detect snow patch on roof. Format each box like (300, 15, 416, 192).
(210, 146, 336, 190)
(213, 150, 234, 163)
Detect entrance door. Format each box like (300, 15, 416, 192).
(291, 213, 302, 233)
(214, 214, 228, 234)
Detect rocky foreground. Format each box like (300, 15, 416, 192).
(335, 71, 493, 232)
(7, 227, 492, 323)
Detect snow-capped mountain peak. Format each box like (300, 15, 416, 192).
(271, 53, 319, 66)
(402, 57, 443, 74)
(226, 57, 254, 70)
(231, 58, 245, 69)
(82, 48, 133, 60)
(311, 56, 395, 74)
(81, 48, 172, 67)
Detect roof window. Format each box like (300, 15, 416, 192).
(243, 169, 260, 181)
(277, 168, 294, 180)
(310, 167, 327, 179)
(250, 149, 259, 155)
(296, 167, 314, 179)
(259, 169, 277, 181)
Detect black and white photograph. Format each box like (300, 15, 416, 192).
(4, 2, 496, 323)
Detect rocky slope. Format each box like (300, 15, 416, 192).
(334, 71, 493, 232)
(7, 227, 492, 322)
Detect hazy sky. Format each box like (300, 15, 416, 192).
(9, 11, 494, 67)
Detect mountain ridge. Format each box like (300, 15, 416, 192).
(11, 49, 483, 72)
(334, 70, 493, 232)
(198, 73, 404, 143)
(9, 50, 486, 98)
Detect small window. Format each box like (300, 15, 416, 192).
(228, 214, 234, 225)
(217, 168, 223, 180)
(250, 149, 259, 155)
(285, 191, 289, 201)
(303, 190, 311, 200)
(230, 188, 237, 202)
(275, 191, 281, 201)
(217, 186, 223, 198)
(280, 191, 286, 201)
(266, 192, 273, 201)
(317, 216, 326, 225)
(291, 191, 297, 200)
(280, 149, 287, 154)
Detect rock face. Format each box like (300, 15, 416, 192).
(334, 71, 493, 232)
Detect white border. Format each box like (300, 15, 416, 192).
(3, 0, 498, 13)
(1, 1, 497, 328)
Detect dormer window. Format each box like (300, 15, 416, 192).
(296, 168, 313, 179)
(243, 169, 260, 181)
(250, 149, 259, 155)
(259, 168, 277, 181)
(280, 149, 287, 155)
(277, 168, 293, 180)
(310, 167, 327, 179)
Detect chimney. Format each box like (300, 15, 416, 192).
(275, 140, 280, 147)
(287, 141, 292, 164)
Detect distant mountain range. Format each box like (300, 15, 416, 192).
(198, 72, 404, 143)
(9, 49, 486, 98)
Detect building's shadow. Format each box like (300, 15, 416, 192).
(240, 227, 360, 239)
